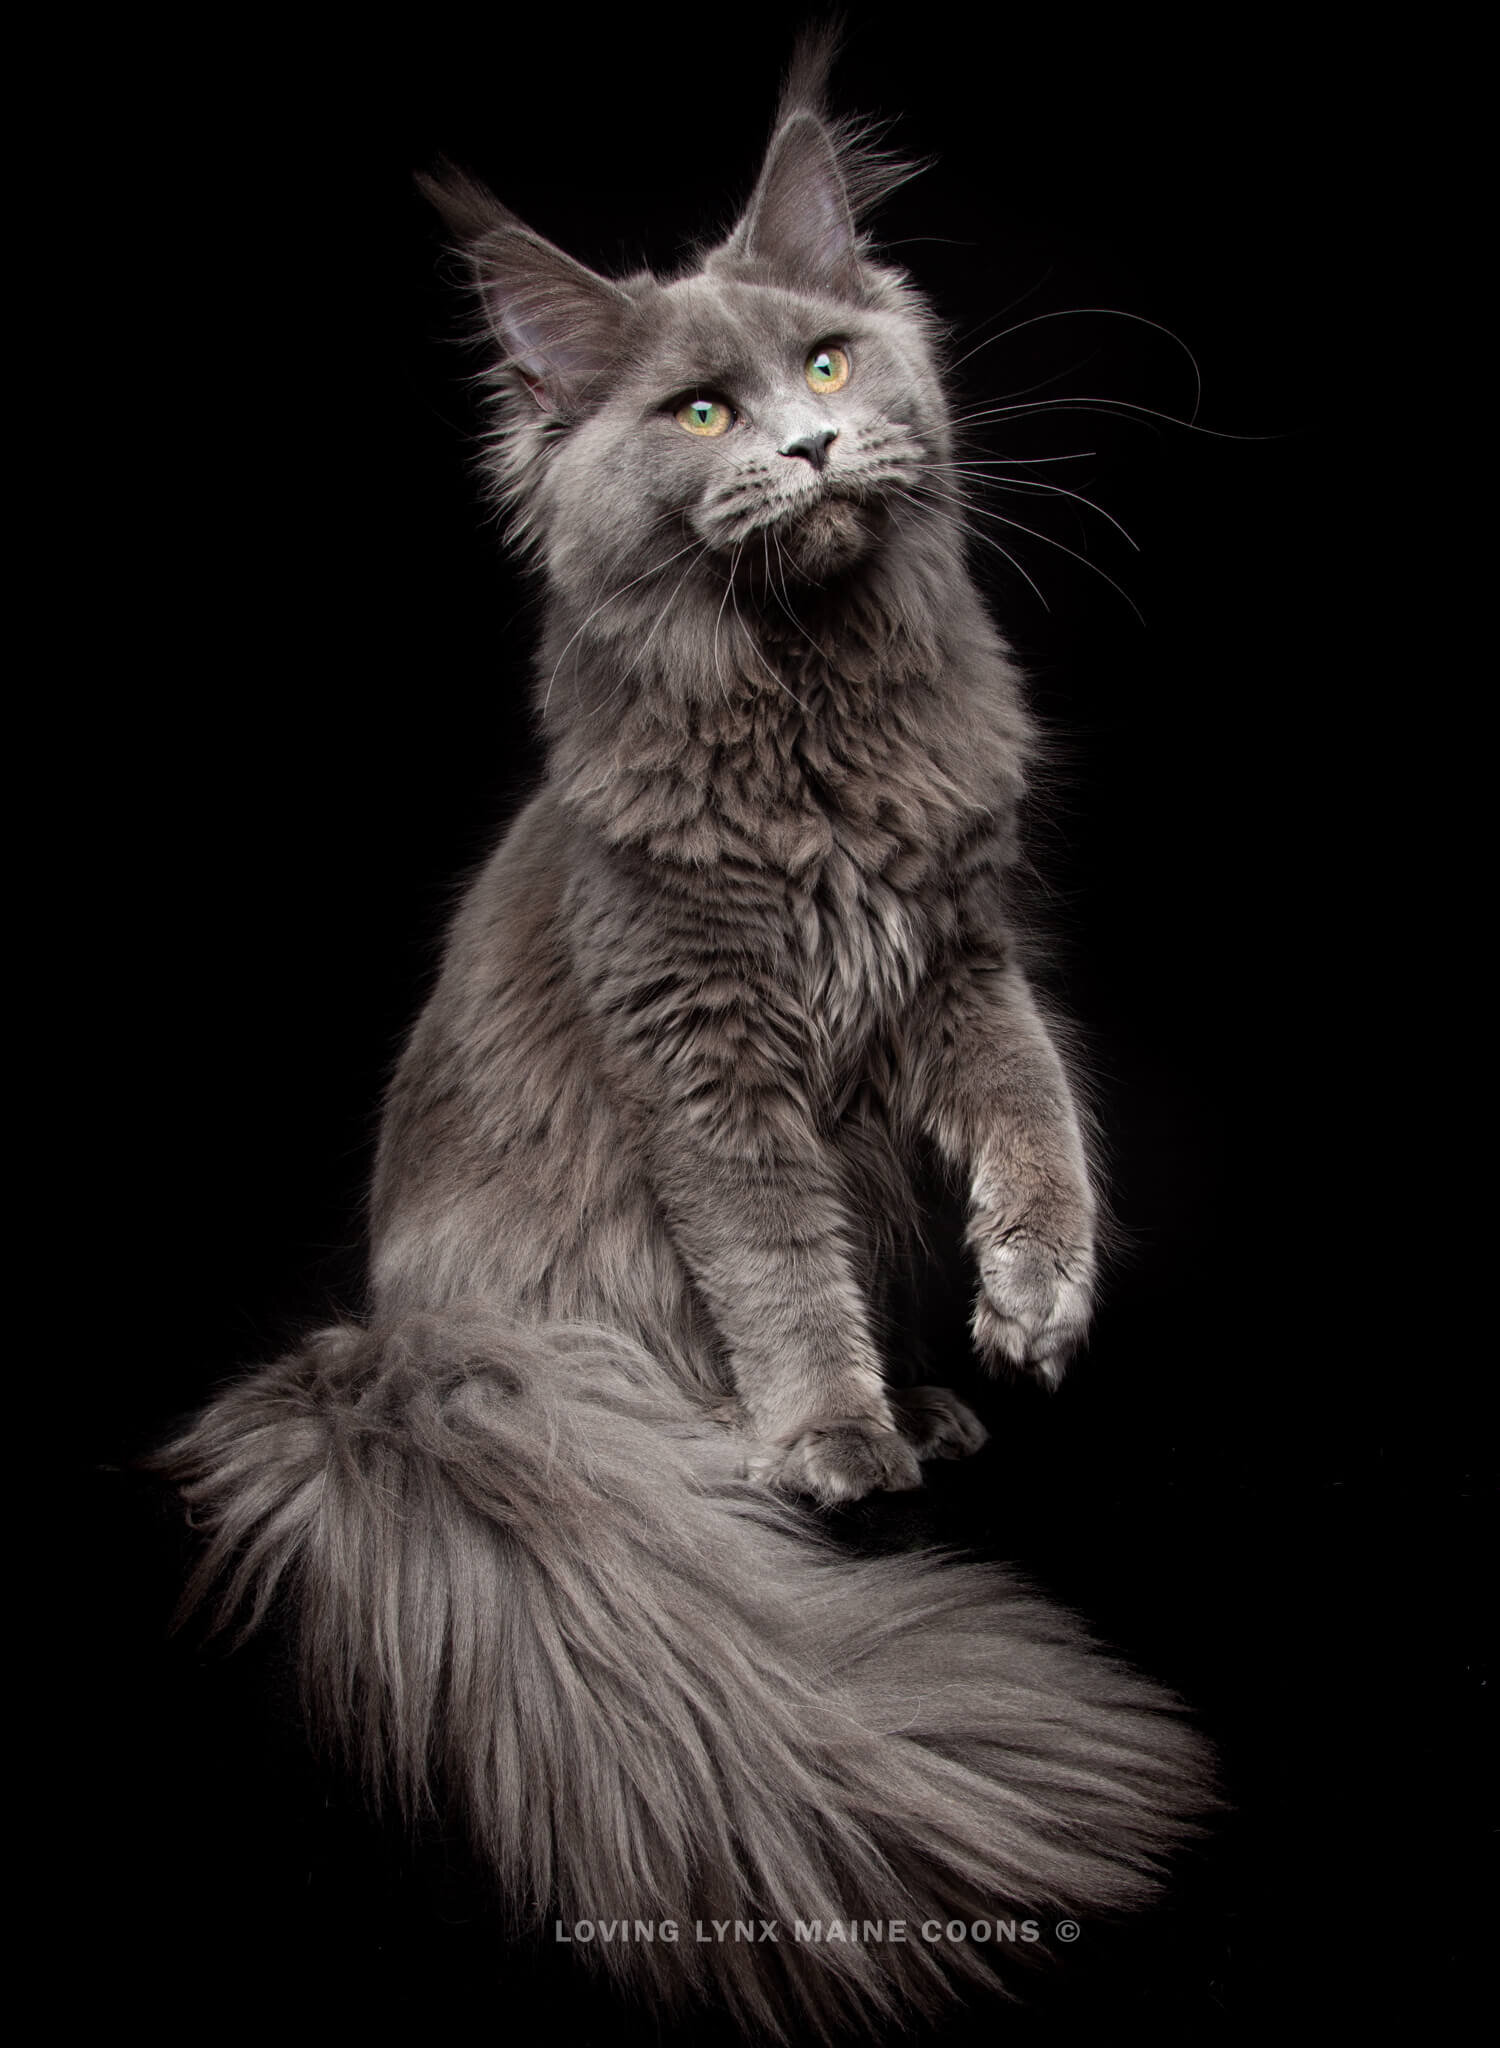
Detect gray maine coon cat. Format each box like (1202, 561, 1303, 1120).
(167, 39, 1213, 2039)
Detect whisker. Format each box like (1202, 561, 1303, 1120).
(942, 450, 1099, 468)
(951, 395, 1272, 440)
(762, 526, 833, 665)
(902, 469, 1149, 623)
(732, 567, 811, 714)
(543, 526, 703, 715)
(892, 483, 1051, 613)
(953, 355, 1099, 410)
(925, 463, 1139, 550)
(584, 541, 713, 722)
(962, 502, 1146, 624)
(947, 264, 1056, 349)
(947, 306, 1204, 425)
(711, 545, 738, 709)
(916, 468, 1145, 620)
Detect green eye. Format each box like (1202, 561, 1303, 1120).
(675, 397, 732, 437)
(805, 344, 851, 393)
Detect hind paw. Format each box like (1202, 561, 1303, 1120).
(889, 1384, 989, 1460)
(753, 1417, 923, 1504)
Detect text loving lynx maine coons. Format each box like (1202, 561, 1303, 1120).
(163, 33, 1215, 2039)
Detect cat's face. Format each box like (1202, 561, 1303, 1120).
(537, 271, 949, 589)
(426, 84, 953, 613)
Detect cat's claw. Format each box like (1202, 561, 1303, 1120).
(753, 1418, 923, 1504)
(889, 1384, 989, 1460)
(971, 1227, 1094, 1386)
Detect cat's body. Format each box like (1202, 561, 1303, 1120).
(167, 41, 1212, 2038)
(372, 564, 1036, 1465)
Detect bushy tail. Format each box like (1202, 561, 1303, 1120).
(163, 1302, 1213, 2039)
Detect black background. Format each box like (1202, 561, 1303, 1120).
(77, 8, 1483, 2036)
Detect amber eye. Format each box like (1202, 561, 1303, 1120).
(675, 397, 733, 437)
(805, 344, 851, 393)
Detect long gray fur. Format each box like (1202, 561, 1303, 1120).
(164, 35, 1214, 2039)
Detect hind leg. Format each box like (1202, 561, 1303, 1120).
(889, 1384, 989, 1461)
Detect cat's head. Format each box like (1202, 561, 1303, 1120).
(422, 38, 953, 611)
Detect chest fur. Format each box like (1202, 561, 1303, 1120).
(559, 656, 1016, 1095)
(784, 837, 926, 1092)
(689, 688, 992, 1065)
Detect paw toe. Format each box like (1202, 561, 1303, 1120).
(973, 1236, 1092, 1384)
(761, 1419, 923, 1504)
(890, 1385, 989, 1459)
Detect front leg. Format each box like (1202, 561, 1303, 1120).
(655, 1118, 921, 1502)
(588, 888, 920, 1504)
(904, 943, 1097, 1388)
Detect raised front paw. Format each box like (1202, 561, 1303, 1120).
(752, 1417, 923, 1505)
(970, 1210, 1095, 1388)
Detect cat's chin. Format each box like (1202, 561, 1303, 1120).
(776, 494, 885, 580)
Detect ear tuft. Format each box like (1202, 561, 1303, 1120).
(777, 21, 843, 123)
(723, 29, 921, 291)
(416, 158, 522, 243)
(418, 163, 632, 415)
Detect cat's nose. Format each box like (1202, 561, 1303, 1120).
(780, 428, 838, 471)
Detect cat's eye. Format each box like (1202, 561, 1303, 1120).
(805, 345, 851, 393)
(675, 397, 733, 438)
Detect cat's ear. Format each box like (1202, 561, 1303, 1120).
(418, 165, 631, 415)
(722, 32, 918, 290)
(733, 110, 862, 293)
